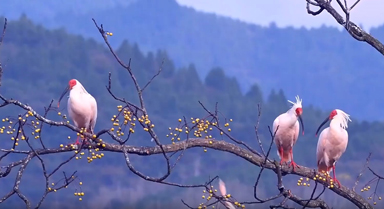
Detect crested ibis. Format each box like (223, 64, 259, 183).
(57, 79, 98, 145)
(273, 95, 304, 171)
(316, 109, 351, 187)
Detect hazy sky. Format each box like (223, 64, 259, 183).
(176, 0, 384, 31)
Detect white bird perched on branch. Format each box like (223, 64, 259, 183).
(57, 79, 98, 145)
(315, 109, 351, 187)
(273, 95, 305, 171)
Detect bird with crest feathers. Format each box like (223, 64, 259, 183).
(272, 95, 305, 171)
(315, 109, 351, 187)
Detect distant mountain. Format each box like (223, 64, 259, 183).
(1, 14, 384, 209)
(1, 0, 384, 121)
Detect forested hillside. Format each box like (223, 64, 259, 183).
(0, 16, 384, 208)
(1, 0, 384, 120)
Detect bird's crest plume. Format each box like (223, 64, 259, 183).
(287, 95, 302, 109)
(335, 109, 352, 129)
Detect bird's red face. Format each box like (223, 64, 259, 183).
(58, 79, 77, 108)
(329, 109, 337, 120)
(295, 107, 303, 116)
(69, 79, 77, 90)
(316, 109, 338, 136)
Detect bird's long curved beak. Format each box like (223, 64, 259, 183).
(298, 115, 304, 135)
(315, 117, 329, 136)
(57, 86, 69, 108)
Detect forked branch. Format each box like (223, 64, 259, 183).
(305, 0, 384, 55)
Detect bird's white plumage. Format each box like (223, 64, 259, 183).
(67, 79, 98, 134)
(273, 113, 300, 161)
(316, 109, 351, 174)
(218, 179, 235, 209)
(273, 95, 302, 163)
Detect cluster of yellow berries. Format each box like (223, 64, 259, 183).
(232, 201, 245, 208)
(311, 172, 336, 189)
(361, 185, 382, 205)
(71, 144, 105, 163)
(1, 114, 38, 148)
(137, 114, 154, 131)
(106, 31, 113, 36)
(47, 182, 58, 193)
(109, 105, 147, 136)
(166, 125, 185, 145)
(297, 177, 311, 187)
(198, 186, 245, 209)
(57, 111, 68, 120)
(166, 118, 233, 147)
(73, 182, 85, 201)
(361, 185, 371, 192)
(46, 182, 71, 195)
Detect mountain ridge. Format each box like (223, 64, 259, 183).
(1, 0, 384, 120)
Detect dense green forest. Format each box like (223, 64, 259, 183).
(1, 0, 384, 121)
(0, 16, 384, 208)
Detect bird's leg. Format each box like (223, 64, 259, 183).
(332, 165, 341, 187)
(66, 135, 81, 149)
(68, 135, 81, 146)
(289, 149, 300, 171)
(278, 146, 285, 166)
(84, 128, 93, 144)
(74, 136, 81, 145)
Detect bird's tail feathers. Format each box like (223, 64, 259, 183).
(317, 161, 331, 175)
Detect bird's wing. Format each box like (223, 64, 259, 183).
(67, 97, 78, 127)
(88, 94, 98, 133)
(272, 115, 280, 135)
(316, 128, 328, 166)
(293, 120, 300, 145)
(334, 129, 349, 161)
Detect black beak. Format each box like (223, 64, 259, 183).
(298, 115, 304, 135)
(57, 86, 69, 108)
(315, 117, 329, 136)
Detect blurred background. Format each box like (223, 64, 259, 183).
(0, 0, 384, 208)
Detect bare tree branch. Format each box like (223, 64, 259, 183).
(306, 0, 384, 55)
(2, 12, 384, 208)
